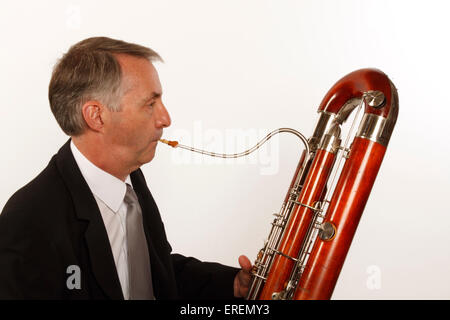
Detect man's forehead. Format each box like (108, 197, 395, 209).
(115, 54, 157, 77)
(116, 55, 161, 94)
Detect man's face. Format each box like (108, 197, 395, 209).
(104, 54, 171, 169)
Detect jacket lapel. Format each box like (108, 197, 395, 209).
(55, 139, 124, 300)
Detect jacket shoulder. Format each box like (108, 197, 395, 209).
(0, 155, 71, 228)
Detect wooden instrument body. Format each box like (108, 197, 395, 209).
(252, 69, 398, 300)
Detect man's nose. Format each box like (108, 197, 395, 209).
(156, 102, 171, 128)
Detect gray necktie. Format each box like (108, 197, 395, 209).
(124, 183, 155, 300)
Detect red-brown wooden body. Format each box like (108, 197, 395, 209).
(319, 68, 395, 118)
(253, 68, 398, 300)
(281, 150, 306, 205)
(293, 138, 386, 299)
(259, 148, 336, 299)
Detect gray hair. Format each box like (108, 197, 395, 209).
(48, 37, 162, 136)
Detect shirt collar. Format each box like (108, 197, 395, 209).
(70, 140, 131, 213)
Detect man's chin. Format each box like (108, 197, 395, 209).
(138, 147, 157, 166)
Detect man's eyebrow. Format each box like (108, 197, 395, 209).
(141, 92, 162, 104)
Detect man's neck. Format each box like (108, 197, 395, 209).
(72, 134, 130, 182)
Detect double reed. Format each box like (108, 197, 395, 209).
(160, 68, 398, 300)
(247, 68, 398, 300)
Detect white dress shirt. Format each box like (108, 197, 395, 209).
(70, 140, 131, 300)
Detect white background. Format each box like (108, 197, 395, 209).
(1, 0, 449, 299)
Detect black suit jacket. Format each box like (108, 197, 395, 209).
(0, 139, 239, 299)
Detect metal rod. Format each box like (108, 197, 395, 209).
(160, 127, 310, 160)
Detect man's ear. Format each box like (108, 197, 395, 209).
(81, 100, 105, 132)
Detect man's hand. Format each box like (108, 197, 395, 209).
(233, 255, 253, 298)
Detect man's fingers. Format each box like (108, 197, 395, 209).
(238, 255, 252, 272)
(234, 255, 253, 297)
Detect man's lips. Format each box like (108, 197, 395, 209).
(151, 135, 162, 144)
(152, 134, 163, 144)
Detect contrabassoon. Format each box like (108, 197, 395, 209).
(160, 68, 399, 300)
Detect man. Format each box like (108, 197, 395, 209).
(0, 37, 252, 299)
